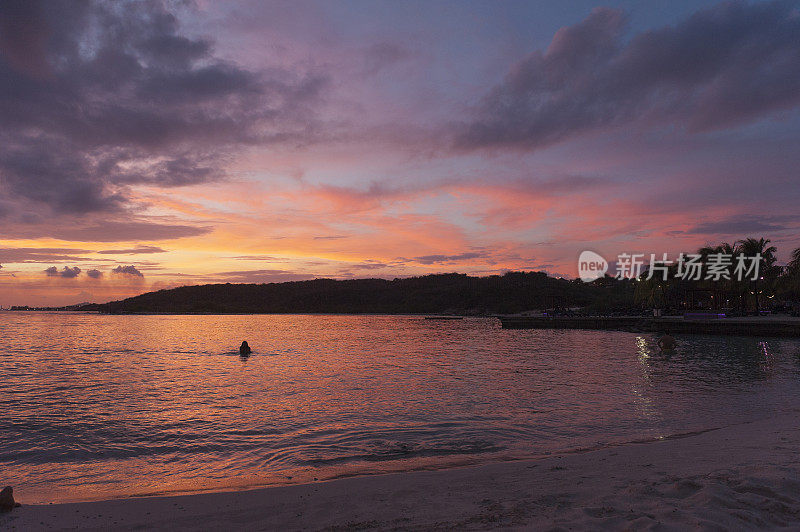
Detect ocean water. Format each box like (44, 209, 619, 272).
(2, 312, 799, 503)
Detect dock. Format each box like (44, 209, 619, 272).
(498, 316, 800, 337)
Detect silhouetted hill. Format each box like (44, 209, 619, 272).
(99, 272, 634, 315)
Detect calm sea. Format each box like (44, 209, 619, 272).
(2, 312, 799, 503)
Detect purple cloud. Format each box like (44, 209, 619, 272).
(112, 265, 144, 277)
(0, 247, 94, 263)
(44, 265, 81, 278)
(97, 246, 168, 255)
(46, 222, 211, 243)
(458, 1, 800, 150)
(0, 0, 49, 78)
(684, 215, 800, 235)
(0, 0, 328, 227)
(362, 42, 412, 76)
(86, 269, 104, 279)
(411, 252, 490, 265)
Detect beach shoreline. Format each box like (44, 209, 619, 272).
(5, 411, 800, 531)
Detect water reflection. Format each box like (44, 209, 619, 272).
(639, 334, 783, 385)
(758, 341, 775, 374)
(0, 312, 799, 503)
(632, 336, 658, 421)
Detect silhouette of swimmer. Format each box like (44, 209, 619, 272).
(658, 333, 676, 351)
(239, 341, 252, 356)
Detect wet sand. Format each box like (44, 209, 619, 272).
(4, 411, 800, 530)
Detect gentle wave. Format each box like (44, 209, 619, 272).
(1, 312, 799, 503)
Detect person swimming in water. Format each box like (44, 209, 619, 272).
(239, 341, 252, 356)
(657, 333, 676, 351)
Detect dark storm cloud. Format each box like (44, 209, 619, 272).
(44, 265, 81, 278)
(0, 0, 327, 222)
(97, 245, 167, 255)
(112, 265, 144, 277)
(86, 269, 103, 279)
(457, 1, 800, 150)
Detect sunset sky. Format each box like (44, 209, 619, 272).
(1, 0, 799, 306)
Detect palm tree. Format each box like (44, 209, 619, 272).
(737, 237, 777, 314)
(788, 247, 800, 272)
(696, 242, 739, 312)
(783, 247, 800, 303)
(635, 267, 667, 310)
(697, 242, 737, 258)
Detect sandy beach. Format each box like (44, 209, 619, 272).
(4, 410, 800, 531)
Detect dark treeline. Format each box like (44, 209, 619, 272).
(98, 272, 601, 315)
(634, 237, 800, 315)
